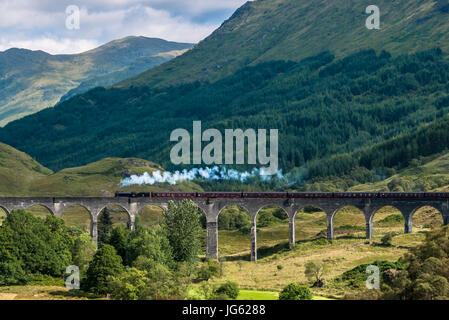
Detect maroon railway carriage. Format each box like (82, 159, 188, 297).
(242, 192, 288, 198)
(287, 192, 333, 198)
(196, 192, 243, 198)
(151, 192, 197, 198)
(114, 192, 449, 199)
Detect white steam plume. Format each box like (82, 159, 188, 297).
(120, 166, 284, 186)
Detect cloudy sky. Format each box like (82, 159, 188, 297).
(0, 0, 248, 54)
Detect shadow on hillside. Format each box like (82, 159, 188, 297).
(223, 242, 290, 261)
(334, 234, 366, 240)
(223, 237, 330, 261)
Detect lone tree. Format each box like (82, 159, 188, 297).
(305, 261, 329, 287)
(163, 200, 202, 265)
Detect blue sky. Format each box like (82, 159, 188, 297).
(0, 0, 248, 54)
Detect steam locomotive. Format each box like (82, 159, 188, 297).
(114, 192, 449, 199)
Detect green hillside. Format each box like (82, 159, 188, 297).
(116, 0, 449, 89)
(0, 37, 192, 126)
(26, 157, 203, 197)
(349, 152, 449, 192)
(2, 47, 449, 179)
(297, 113, 449, 192)
(0, 142, 52, 195)
(0, 143, 202, 196)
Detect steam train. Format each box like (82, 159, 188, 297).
(114, 192, 449, 199)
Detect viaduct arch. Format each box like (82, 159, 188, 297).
(0, 193, 448, 262)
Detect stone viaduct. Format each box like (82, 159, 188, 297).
(1, 193, 449, 262)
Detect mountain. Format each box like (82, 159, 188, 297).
(1, 48, 449, 175)
(116, 0, 449, 89)
(0, 36, 193, 126)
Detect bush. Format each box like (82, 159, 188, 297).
(107, 268, 149, 300)
(279, 283, 313, 300)
(272, 208, 288, 220)
(337, 260, 404, 288)
(381, 232, 397, 246)
(378, 214, 403, 225)
(0, 259, 27, 286)
(215, 281, 239, 300)
(197, 259, 220, 281)
(257, 212, 278, 228)
(125, 227, 174, 268)
(218, 208, 251, 230)
(238, 225, 251, 235)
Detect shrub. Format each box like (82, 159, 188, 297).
(218, 208, 251, 230)
(107, 268, 149, 300)
(0, 259, 27, 286)
(337, 260, 404, 288)
(238, 225, 251, 235)
(279, 283, 313, 300)
(197, 259, 220, 281)
(378, 214, 403, 225)
(381, 232, 397, 246)
(125, 227, 174, 268)
(257, 212, 278, 228)
(272, 208, 288, 220)
(215, 281, 239, 300)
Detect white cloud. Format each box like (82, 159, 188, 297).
(0, 0, 247, 54)
(0, 38, 100, 55)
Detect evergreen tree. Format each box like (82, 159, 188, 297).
(98, 209, 113, 247)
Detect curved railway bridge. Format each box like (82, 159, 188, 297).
(1, 192, 449, 261)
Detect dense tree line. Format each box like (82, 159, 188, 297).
(0, 210, 93, 285)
